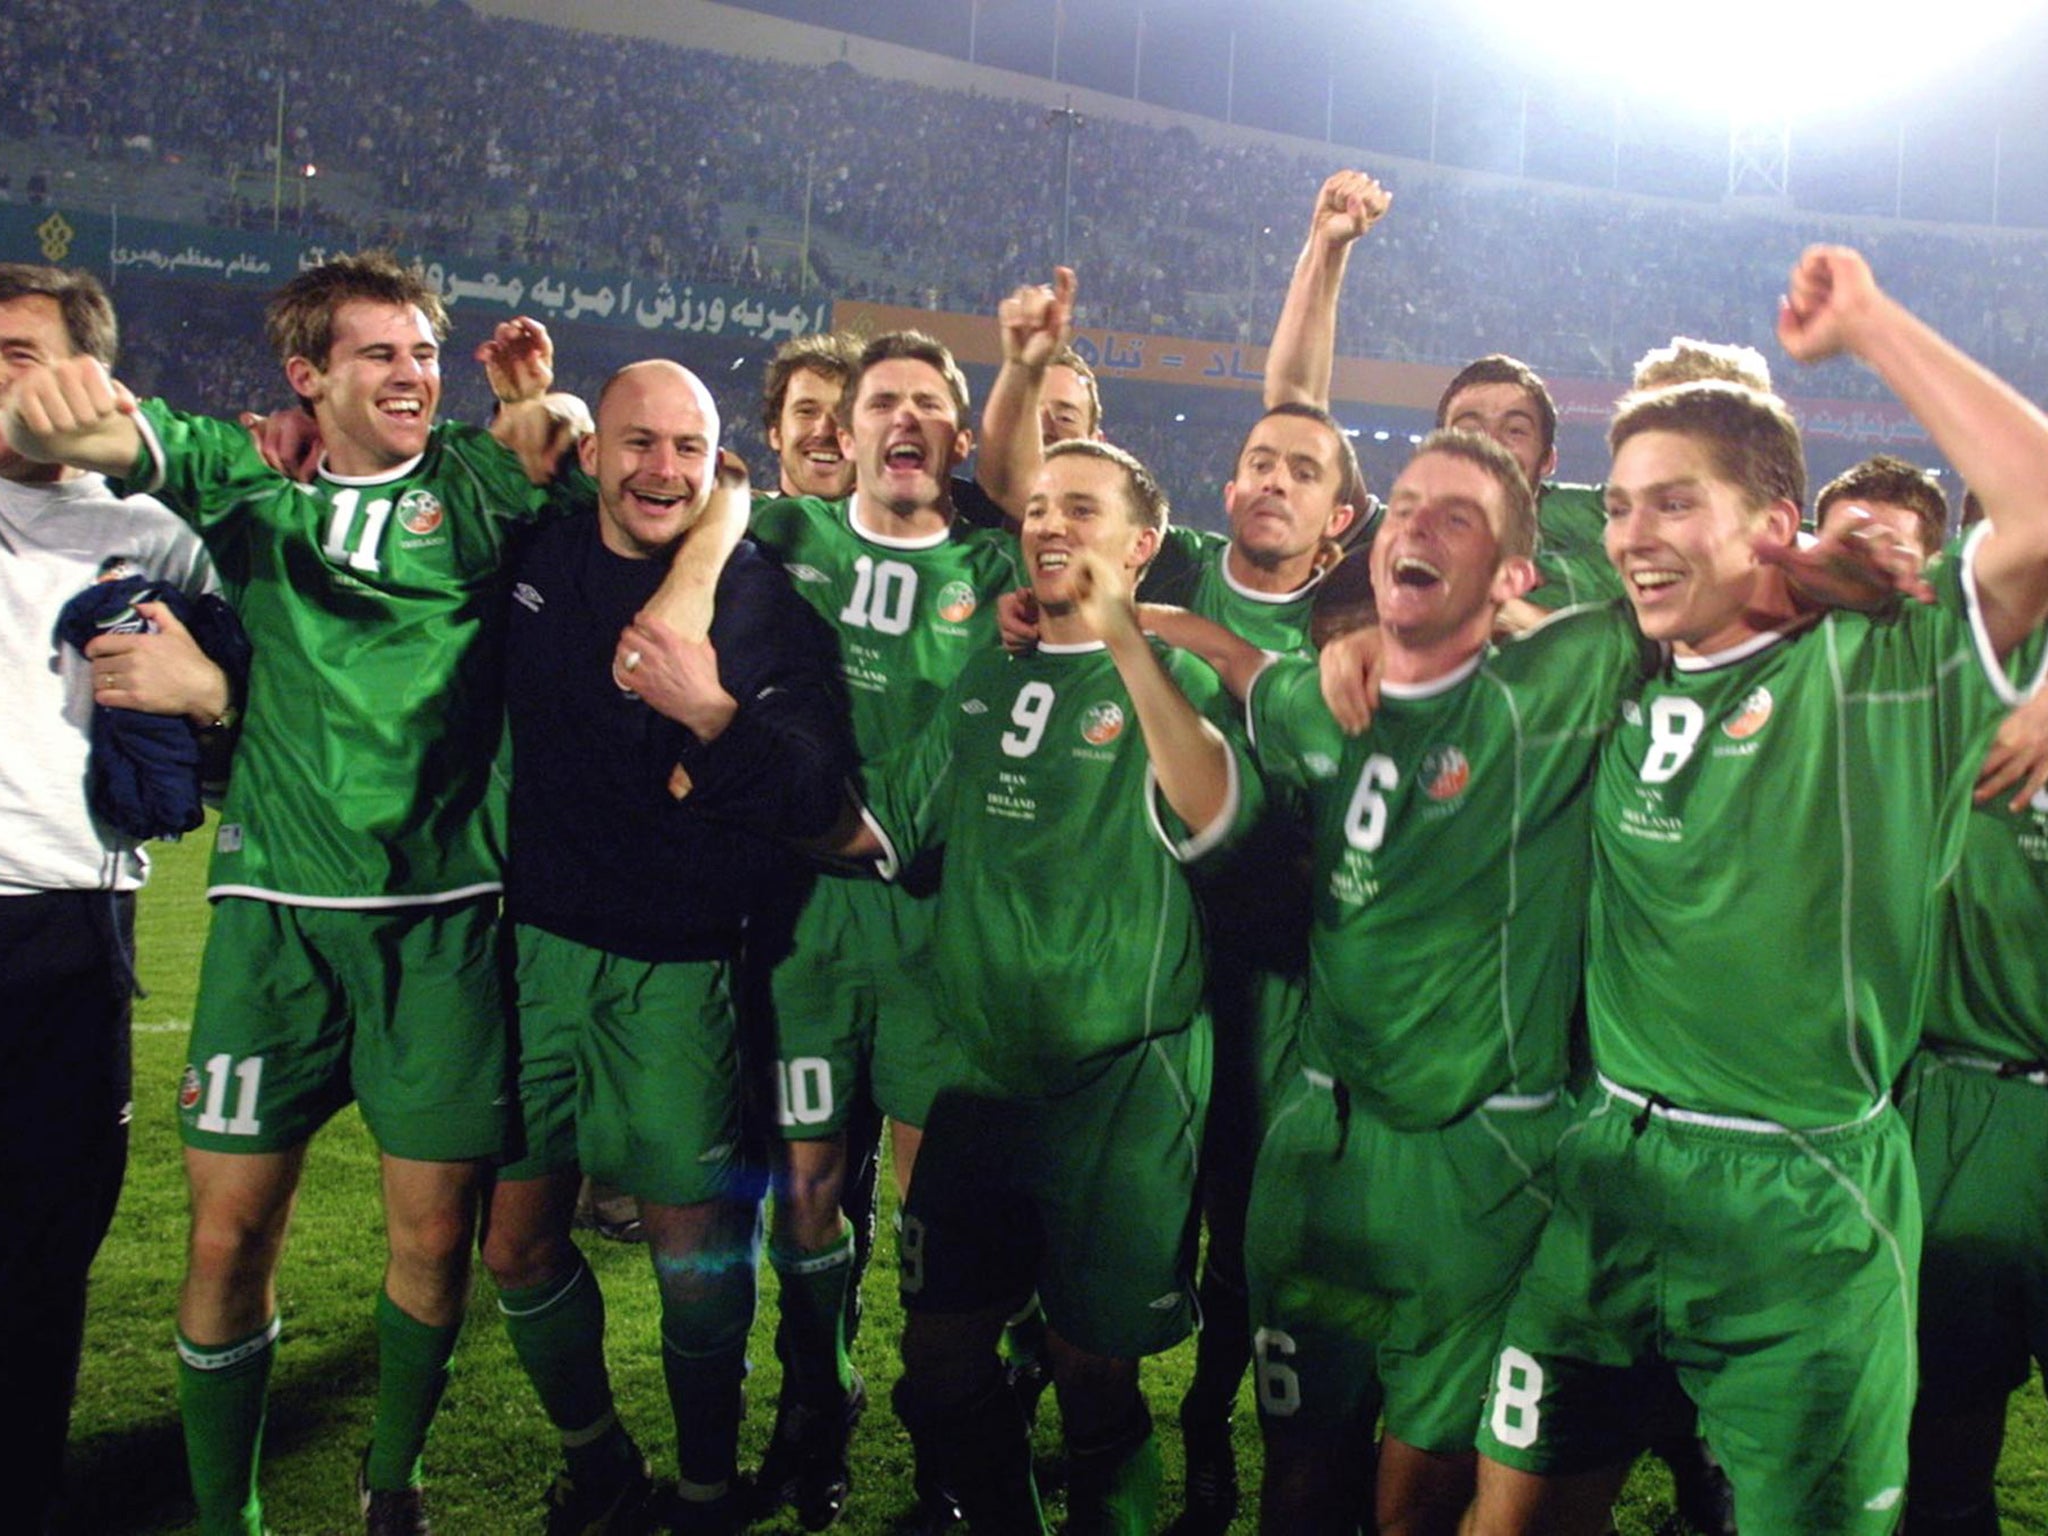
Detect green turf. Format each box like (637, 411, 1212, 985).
(58, 823, 2048, 1532)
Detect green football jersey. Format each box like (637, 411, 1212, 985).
(1250, 605, 1651, 1130)
(123, 402, 553, 905)
(749, 494, 1021, 766)
(1139, 525, 1319, 656)
(864, 640, 1252, 1096)
(1923, 692, 2048, 1062)
(1525, 481, 1625, 612)
(1590, 529, 2045, 1126)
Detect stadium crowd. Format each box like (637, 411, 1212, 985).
(7, 0, 2048, 404)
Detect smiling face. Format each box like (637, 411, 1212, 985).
(1021, 451, 1159, 621)
(843, 356, 971, 520)
(579, 362, 719, 560)
(1370, 447, 1532, 673)
(1604, 428, 1797, 657)
(1222, 410, 1356, 577)
(286, 299, 441, 476)
(770, 364, 852, 500)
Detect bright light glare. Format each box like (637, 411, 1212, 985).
(1456, 0, 2037, 121)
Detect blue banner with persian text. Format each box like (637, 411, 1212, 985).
(1, 205, 829, 346)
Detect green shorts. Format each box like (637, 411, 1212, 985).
(1245, 1071, 1565, 1451)
(1902, 1050, 2048, 1409)
(1477, 1080, 1919, 1534)
(179, 896, 511, 1161)
(501, 924, 748, 1208)
(901, 1021, 1210, 1360)
(756, 873, 964, 1137)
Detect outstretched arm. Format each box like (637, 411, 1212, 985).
(1136, 604, 1270, 700)
(1779, 245, 2048, 655)
(1073, 550, 1233, 832)
(976, 266, 1075, 521)
(3, 355, 143, 478)
(1264, 170, 1392, 411)
(629, 450, 748, 655)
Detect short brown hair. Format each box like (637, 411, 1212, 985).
(1631, 336, 1773, 394)
(759, 331, 861, 438)
(0, 263, 117, 366)
(842, 331, 970, 425)
(1437, 354, 1558, 459)
(1246, 402, 1369, 521)
(1814, 454, 1948, 558)
(1608, 381, 1806, 514)
(263, 252, 448, 374)
(1409, 428, 1538, 562)
(1044, 438, 1170, 532)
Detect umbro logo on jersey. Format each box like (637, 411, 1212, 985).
(1864, 1488, 1903, 1513)
(961, 699, 989, 715)
(1421, 745, 1470, 801)
(1148, 1292, 1182, 1311)
(1081, 701, 1125, 745)
(1302, 752, 1339, 780)
(785, 562, 830, 584)
(513, 582, 544, 612)
(936, 579, 978, 623)
(1721, 686, 1774, 740)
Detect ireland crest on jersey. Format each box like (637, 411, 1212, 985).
(1081, 701, 1126, 745)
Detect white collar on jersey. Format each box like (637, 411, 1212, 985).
(319, 451, 426, 486)
(1220, 545, 1324, 606)
(848, 493, 954, 550)
(1671, 628, 1792, 672)
(1379, 648, 1486, 701)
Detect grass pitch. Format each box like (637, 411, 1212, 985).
(56, 824, 2048, 1532)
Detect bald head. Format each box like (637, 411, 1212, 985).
(580, 359, 723, 559)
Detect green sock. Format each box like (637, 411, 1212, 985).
(365, 1291, 460, 1491)
(177, 1318, 277, 1536)
(499, 1255, 638, 1484)
(770, 1218, 854, 1403)
(1004, 1293, 1049, 1370)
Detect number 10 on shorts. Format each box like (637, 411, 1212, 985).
(1489, 1345, 1545, 1449)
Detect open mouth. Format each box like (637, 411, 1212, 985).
(1035, 549, 1070, 574)
(378, 398, 424, 420)
(1392, 555, 1444, 589)
(626, 486, 686, 513)
(884, 440, 928, 471)
(1630, 569, 1682, 595)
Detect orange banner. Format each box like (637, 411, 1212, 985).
(831, 301, 1455, 408)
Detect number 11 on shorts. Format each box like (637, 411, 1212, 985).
(182, 1053, 264, 1136)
